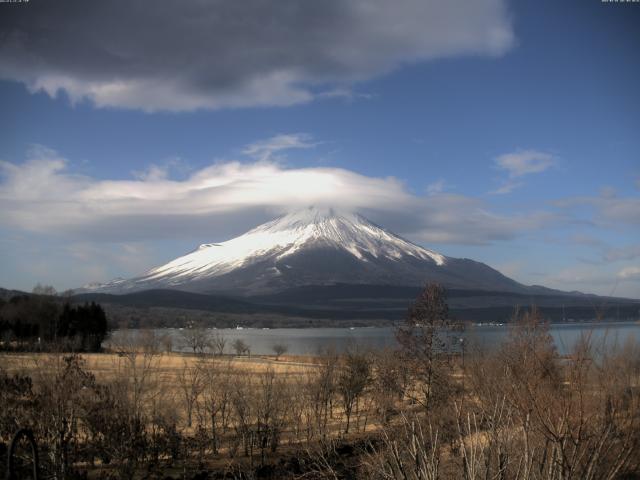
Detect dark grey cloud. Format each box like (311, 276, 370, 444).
(0, 0, 514, 111)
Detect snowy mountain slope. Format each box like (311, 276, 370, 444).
(82, 207, 527, 295)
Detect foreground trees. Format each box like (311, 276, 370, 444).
(337, 349, 371, 433)
(363, 311, 640, 480)
(0, 292, 108, 352)
(450, 310, 639, 480)
(272, 343, 288, 360)
(1, 285, 639, 479)
(396, 283, 455, 410)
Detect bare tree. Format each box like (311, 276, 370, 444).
(209, 332, 226, 356)
(200, 358, 232, 454)
(272, 343, 288, 361)
(254, 368, 289, 463)
(180, 324, 210, 355)
(0, 366, 34, 446)
(371, 348, 408, 423)
(229, 372, 254, 457)
(110, 328, 161, 421)
(88, 378, 150, 480)
(139, 328, 163, 354)
(363, 414, 441, 480)
(337, 349, 371, 433)
(32, 283, 57, 296)
(232, 338, 249, 356)
(396, 282, 453, 410)
(177, 361, 203, 428)
(32, 354, 94, 479)
(158, 331, 174, 353)
(458, 308, 640, 480)
(307, 348, 338, 440)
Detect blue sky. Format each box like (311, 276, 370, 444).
(0, 0, 638, 297)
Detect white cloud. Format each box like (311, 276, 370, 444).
(617, 266, 640, 281)
(0, 235, 156, 290)
(0, 144, 556, 246)
(491, 149, 556, 194)
(242, 134, 317, 162)
(494, 260, 524, 278)
(317, 88, 375, 102)
(554, 192, 640, 228)
(489, 179, 523, 195)
(426, 179, 447, 195)
(495, 150, 556, 178)
(521, 262, 640, 298)
(131, 158, 191, 182)
(537, 265, 616, 290)
(0, 0, 514, 111)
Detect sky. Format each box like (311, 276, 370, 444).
(0, 0, 638, 298)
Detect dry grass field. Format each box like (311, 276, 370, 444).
(1, 351, 336, 432)
(1, 348, 384, 441)
(3, 314, 640, 479)
(0, 351, 321, 379)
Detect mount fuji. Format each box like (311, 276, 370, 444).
(83, 207, 531, 295)
(76, 207, 640, 323)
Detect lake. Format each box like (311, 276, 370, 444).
(108, 321, 640, 356)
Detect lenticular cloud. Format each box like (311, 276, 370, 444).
(0, 147, 554, 245)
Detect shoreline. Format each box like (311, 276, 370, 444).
(108, 318, 640, 330)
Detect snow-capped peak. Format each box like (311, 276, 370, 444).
(83, 207, 448, 293)
(143, 207, 445, 282)
(252, 207, 356, 233)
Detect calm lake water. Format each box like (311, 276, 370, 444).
(109, 322, 640, 356)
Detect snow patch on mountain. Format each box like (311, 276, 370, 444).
(146, 207, 445, 281)
(82, 207, 451, 293)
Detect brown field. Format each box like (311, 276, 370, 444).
(1, 349, 383, 440)
(1, 351, 334, 431)
(2, 349, 384, 478)
(0, 351, 321, 378)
